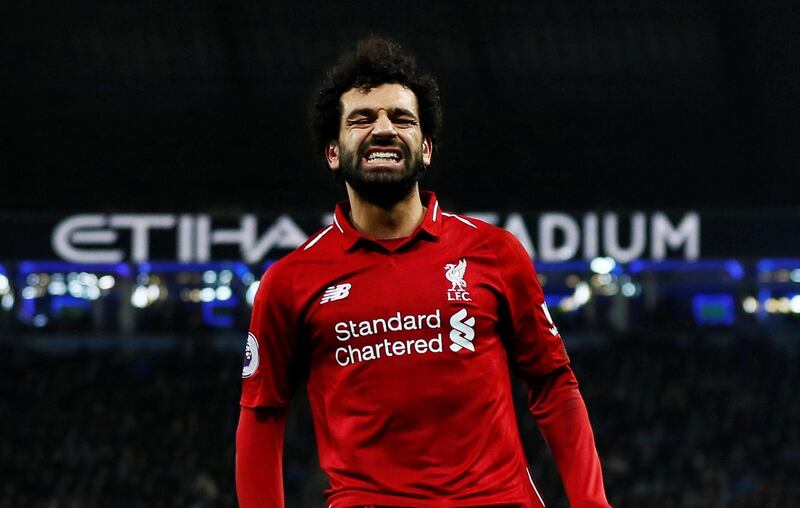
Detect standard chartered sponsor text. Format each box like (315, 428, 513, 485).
(334, 310, 444, 367)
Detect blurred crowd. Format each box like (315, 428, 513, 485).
(0, 333, 797, 508)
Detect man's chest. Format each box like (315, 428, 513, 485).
(295, 246, 507, 370)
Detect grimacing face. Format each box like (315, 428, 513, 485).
(326, 83, 433, 208)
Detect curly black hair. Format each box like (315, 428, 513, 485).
(309, 37, 443, 166)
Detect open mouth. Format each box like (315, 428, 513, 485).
(363, 147, 404, 166)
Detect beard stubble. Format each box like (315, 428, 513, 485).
(339, 141, 427, 210)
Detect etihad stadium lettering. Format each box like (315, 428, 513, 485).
(51, 211, 700, 263)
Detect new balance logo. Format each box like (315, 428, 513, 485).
(449, 308, 476, 352)
(320, 283, 351, 304)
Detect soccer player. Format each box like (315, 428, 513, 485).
(236, 38, 611, 507)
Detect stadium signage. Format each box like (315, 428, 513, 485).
(467, 211, 699, 262)
(51, 214, 308, 264)
(50, 211, 700, 263)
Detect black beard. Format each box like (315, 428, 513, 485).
(339, 144, 427, 210)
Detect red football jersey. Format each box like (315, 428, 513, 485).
(240, 192, 570, 507)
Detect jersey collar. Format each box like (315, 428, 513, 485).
(332, 191, 444, 251)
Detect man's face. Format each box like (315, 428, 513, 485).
(326, 83, 433, 208)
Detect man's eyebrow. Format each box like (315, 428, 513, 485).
(345, 107, 418, 119)
(388, 108, 418, 117)
(345, 108, 374, 119)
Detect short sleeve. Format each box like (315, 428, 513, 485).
(240, 260, 301, 409)
(490, 229, 570, 378)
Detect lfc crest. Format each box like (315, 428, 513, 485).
(445, 258, 472, 302)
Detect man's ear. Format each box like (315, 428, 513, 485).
(422, 136, 433, 166)
(325, 142, 340, 171)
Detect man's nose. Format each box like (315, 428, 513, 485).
(372, 112, 398, 138)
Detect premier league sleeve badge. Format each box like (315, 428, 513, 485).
(242, 332, 260, 378)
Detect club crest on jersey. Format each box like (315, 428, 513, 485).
(242, 332, 259, 378)
(445, 258, 471, 302)
(320, 283, 351, 304)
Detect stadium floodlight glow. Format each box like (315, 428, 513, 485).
(26, 274, 40, 286)
(1, 294, 14, 310)
(590, 257, 616, 275)
(574, 282, 591, 306)
(98, 275, 115, 290)
(87, 286, 101, 301)
(789, 295, 800, 314)
(219, 270, 233, 285)
(621, 282, 637, 297)
(48, 281, 67, 296)
(68, 280, 83, 297)
(21, 286, 37, 300)
(246, 281, 260, 307)
(742, 296, 758, 314)
(764, 297, 792, 314)
(131, 286, 149, 308)
(78, 272, 98, 286)
(216, 286, 232, 301)
(589, 273, 613, 289)
(559, 296, 577, 312)
(147, 284, 161, 302)
(32, 314, 48, 328)
(791, 269, 800, 283)
(242, 272, 255, 285)
(200, 287, 216, 303)
(203, 270, 217, 284)
(0, 275, 9, 293)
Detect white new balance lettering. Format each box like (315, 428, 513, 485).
(320, 283, 351, 304)
(319, 282, 353, 304)
(449, 308, 476, 352)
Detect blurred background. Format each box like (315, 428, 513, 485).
(2, 1, 799, 507)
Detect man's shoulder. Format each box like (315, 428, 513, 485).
(439, 212, 520, 248)
(284, 223, 342, 261)
(438, 212, 535, 274)
(260, 223, 341, 278)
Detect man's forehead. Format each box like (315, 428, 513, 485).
(340, 83, 419, 115)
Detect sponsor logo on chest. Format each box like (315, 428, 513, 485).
(316, 263, 483, 367)
(332, 307, 476, 367)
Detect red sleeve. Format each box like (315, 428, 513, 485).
(240, 259, 301, 409)
(236, 406, 288, 508)
(489, 228, 570, 377)
(528, 366, 611, 508)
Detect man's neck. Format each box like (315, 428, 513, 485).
(345, 184, 426, 240)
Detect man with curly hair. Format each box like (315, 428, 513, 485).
(236, 37, 611, 508)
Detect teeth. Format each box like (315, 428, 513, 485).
(367, 151, 399, 161)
